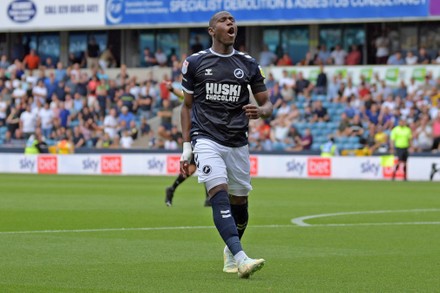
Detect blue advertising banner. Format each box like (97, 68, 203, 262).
(106, 0, 429, 26)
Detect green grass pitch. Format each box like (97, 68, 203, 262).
(0, 174, 439, 292)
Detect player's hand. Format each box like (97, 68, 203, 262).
(180, 142, 192, 177)
(180, 160, 189, 178)
(243, 104, 262, 119)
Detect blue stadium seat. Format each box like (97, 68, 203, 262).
(347, 136, 360, 143)
(0, 127, 7, 135)
(311, 143, 321, 151)
(335, 137, 349, 144)
(315, 122, 326, 129)
(70, 120, 80, 128)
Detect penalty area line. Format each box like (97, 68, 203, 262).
(292, 208, 440, 227)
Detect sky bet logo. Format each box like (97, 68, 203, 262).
(19, 157, 35, 171)
(286, 159, 305, 175)
(147, 157, 164, 172)
(82, 158, 99, 172)
(360, 160, 380, 176)
(205, 83, 241, 102)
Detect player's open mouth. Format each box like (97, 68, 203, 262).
(227, 27, 235, 37)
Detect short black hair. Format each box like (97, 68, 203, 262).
(209, 11, 232, 28)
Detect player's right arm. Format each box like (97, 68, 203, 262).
(180, 91, 193, 176)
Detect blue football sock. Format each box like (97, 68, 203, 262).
(231, 202, 248, 239)
(210, 190, 243, 255)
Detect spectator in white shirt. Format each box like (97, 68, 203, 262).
(120, 130, 133, 148)
(405, 51, 418, 65)
(155, 48, 168, 67)
(330, 45, 347, 66)
(32, 80, 48, 104)
(12, 82, 26, 106)
(0, 94, 7, 125)
(103, 108, 118, 139)
(278, 70, 295, 88)
(20, 104, 37, 139)
(407, 78, 419, 96)
(342, 79, 358, 99)
(382, 95, 396, 111)
(38, 102, 54, 138)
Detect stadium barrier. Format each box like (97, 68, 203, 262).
(1, 153, 439, 181)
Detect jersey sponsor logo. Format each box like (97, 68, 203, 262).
(182, 60, 189, 75)
(205, 69, 213, 76)
(250, 156, 258, 176)
(205, 83, 242, 102)
(307, 158, 331, 177)
(101, 155, 122, 174)
(37, 155, 58, 174)
(202, 165, 212, 175)
(234, 68, 244, 79)
(167, 155, 181, 174)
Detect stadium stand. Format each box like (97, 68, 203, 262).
(0, 52, 439, 155)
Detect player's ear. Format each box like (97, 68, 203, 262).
(208, 27, 214, 37)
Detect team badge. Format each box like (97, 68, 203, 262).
(234, 68, 244, 79)
(182, 60, 189, 75)
(258, 65, 266, 78)
(202, 165, 212, 175)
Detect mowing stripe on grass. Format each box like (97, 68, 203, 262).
(0, 224, 293, 235)
(292, 208, 440, 226)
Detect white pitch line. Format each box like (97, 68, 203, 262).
(2, 209, 440, 235)
(291, 208, 440, 227)
(0, 224, 293, 236)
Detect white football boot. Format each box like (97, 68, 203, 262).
(237, 257, 265, 279)
(223, 246, 238, 273)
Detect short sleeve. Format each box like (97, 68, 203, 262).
(250, 62, 267, 94)
(181, 58, 196, 94)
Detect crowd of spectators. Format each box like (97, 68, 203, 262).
(260, 43, 440, 67)
(248, 66, 440, 154)
(0, 52, 185, 152)
(0, 47, 439, 155)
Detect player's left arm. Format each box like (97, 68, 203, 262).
(243, 62, 273, 119)
(243, 90, 273, 119)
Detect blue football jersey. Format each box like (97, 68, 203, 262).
(182, 48, 266, 147)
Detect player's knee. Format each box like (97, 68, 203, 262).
(230, 195, 247, 205)
(208, 184, 228, 198)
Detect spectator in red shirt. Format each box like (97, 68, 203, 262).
(23, 49, 40, 70)
(159, 74, 171, 101)
(276, 53, 293, 66)
(346, 45, 361, 65)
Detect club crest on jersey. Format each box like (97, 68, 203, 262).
(202, 165, 212, 175)
(205, 83, 241, 102)
(234, 68, 244, 79)
(205, 69, 213, 76)
(182, 60, 189, 74)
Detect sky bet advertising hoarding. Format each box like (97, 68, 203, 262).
(105, 0, 431, 26)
